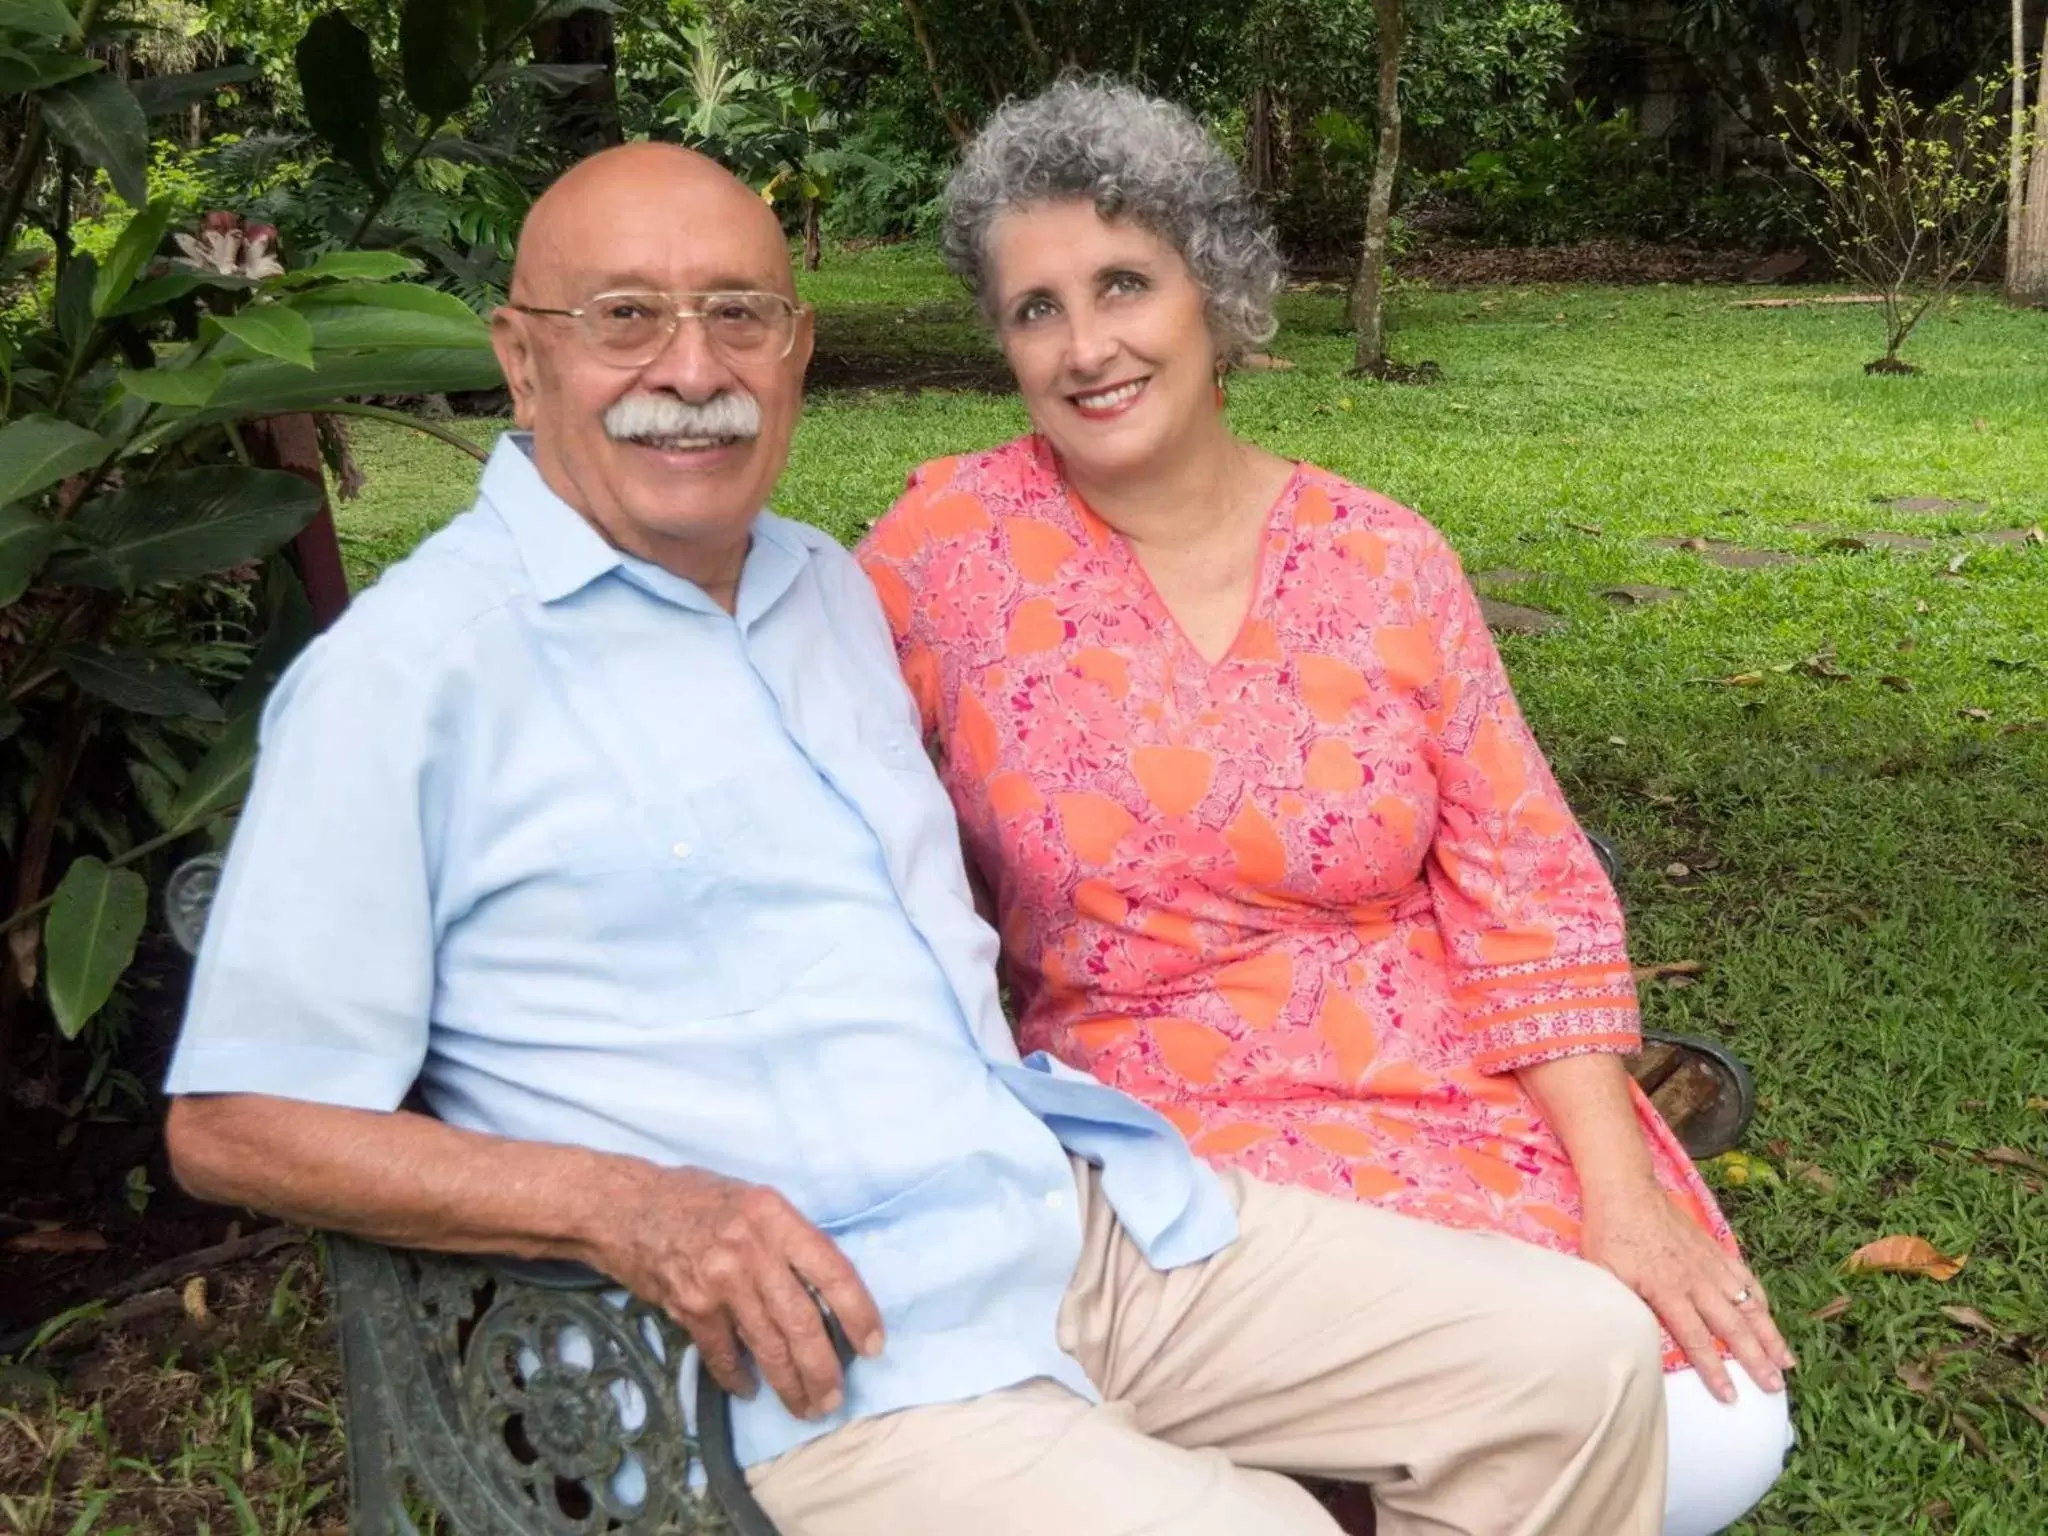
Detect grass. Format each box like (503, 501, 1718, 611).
(13, 246, 2048, 1531)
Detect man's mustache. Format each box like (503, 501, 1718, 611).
(603, 391, 762, 442)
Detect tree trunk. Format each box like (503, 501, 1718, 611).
(1349, 0, 1407, 374)
(529, 7, 622, 158)
(2011, 9, 2048, 305)
(2012, 0, 2028, 282)
(1247, 83, 1276, 197)
(803, 197, 822, 271)
(900, 0, 972, 148)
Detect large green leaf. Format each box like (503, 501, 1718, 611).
(222, 561, 314, 720)
(42, 857, 148, 1040)
(296, 12, 383, 189)
(0, 0, 80, 40)
(284, 250, 423, 284)
(54, 249, 94, 352)
(166, 708, 259, 832)
(91, 198, 173, 318)
(107, 269, 251, 317)
(300, 300, 491, 351)
(46, 467, 323, 591)
(56, 645, 225, 720)
(0, 414, 110, 506)
(117, 359, 224, 406)
(212, 305, 316, 370)
(0, 504, 59, 605)
(186, 347, 505, 422)
(295, 280, 483, 321)
(37, 71, 148, 207)
(0, 49, 97, 92)
(401, 0, 484, 120)
(130, 64, 258, 118)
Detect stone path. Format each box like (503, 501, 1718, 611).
(1646, 536, 1800, 569)
(1603, 584, 1683, 605)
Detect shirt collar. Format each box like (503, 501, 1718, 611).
(482, 434, 625, 605)
(482, 433, 808, 616)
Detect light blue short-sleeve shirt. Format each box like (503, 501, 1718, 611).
(167, 435, 1236, 1466)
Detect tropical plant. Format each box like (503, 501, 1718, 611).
(0, 0, 513, 1094)
(1779, 62, 2015, 372)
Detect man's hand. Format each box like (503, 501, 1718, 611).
(598, 1165, 885, 1420)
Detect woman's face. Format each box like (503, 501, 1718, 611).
(983, 200, 1219, 484)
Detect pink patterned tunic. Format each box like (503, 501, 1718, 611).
(859, 436, 1734, 1370)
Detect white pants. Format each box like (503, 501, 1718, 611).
(1663, 1362, 1794, 1536)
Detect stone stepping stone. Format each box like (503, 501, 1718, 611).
(1479, 597, 1565, 635)
(1822, 530, 1938, 553)
(1884, 496, 1988, 516)
(1647, 536, 1800, 569)
(1604, 584, 1683, 605)
(1973, 528, 2046, 549)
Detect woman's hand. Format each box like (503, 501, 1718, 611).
(1514, 1051, 1796, 1404)
(1580, 1176, 1796, 1403)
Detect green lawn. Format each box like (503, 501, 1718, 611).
(17, 247, 2045, 1533)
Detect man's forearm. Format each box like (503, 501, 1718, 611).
(166, 1094, 651, 1271)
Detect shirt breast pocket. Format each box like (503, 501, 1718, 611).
(553, 780, 833, 1021)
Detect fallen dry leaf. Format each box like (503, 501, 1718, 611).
(1633, 959, 1705, 983)
(1898, 1358, 1939, 1394)
(1977, 1146, 2048, 1180)
(2020, 1402, 2048, 1431)
(1809, 1294, 1853, 1322)
(1959, 707, 1994, 722)
(2026, 1098, 2048, 1113)
(182, 1275, 211, 1325)
(1663, 861, 1692, 879)
(1973, 418, 1989, 432)
(1788, 1159, 1840, 1194)
(1879, 674, 1915, 693)
(1845, 1234, 1969, 1281)
(1691, 671, 1767, 687)
(1938, 1305, 2005, 1337)
(4, 1227, 108, 1255)
(6, 925, 37, 993)
(1565, 520, 1605, 536)
(1946, 552, 1971, 576)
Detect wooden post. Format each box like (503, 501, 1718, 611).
(248, 414, 351, 629)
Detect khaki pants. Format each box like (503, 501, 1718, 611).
(750, 1164, 1666, 1536)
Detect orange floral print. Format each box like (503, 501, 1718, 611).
(859, 435, 1736, 1370)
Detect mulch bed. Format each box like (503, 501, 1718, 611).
(1390, 239, 1799, 288)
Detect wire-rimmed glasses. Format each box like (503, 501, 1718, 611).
(509, 290, 804, 368)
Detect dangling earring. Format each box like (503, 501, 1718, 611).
(1213, 363, 1229, 410)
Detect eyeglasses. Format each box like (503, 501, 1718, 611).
(509, 290, 805, 367)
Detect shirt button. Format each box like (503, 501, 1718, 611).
(670, 841, 692, 860)
(1044, 1190, 1066, 1211)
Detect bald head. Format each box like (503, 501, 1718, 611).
(511, 142, 794, 305)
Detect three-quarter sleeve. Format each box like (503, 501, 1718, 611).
(165, 629, 438, 1110)
(1414, 537, 1641, 1073)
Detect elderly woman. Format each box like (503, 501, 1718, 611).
(857, 81, 1795, 1534)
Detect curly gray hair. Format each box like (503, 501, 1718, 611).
(942, 79, 1284, 365)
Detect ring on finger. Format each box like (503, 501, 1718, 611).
(1731, 1286, 1755, 1305)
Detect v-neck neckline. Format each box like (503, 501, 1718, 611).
(1066, 457, 1308, 676)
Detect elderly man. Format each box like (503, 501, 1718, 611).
(165, 145, 1665, 1536)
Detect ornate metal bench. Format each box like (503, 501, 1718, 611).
(327, 1240, 776, 1534)
(162, 829, 1752, 1536)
